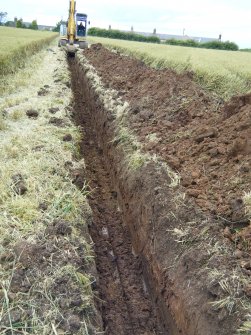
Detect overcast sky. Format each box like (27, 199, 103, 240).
(1, 0, 251, 47)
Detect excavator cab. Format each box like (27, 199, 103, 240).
(58, 1, 88, 51)
(76, 13, 87, 38)
(59, 22, 67, 38)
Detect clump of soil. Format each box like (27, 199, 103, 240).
(37, 87, 49, 96)
(11, 173, 27, 195)
(26, 109, 39, 118)
(49, 116, 65, 126)
(83, 45, 251, 222)
(45, 219, 72, 236)
(70, 159, 87, 189)
(38, 202, 48, 211)
(48, 107, 60, 114)
(63, 133, 73, 141)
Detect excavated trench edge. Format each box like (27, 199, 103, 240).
(69, 52, 241, 335)
(70, 60, 163, 334)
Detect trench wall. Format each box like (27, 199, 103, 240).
(72, 52, 240, 335)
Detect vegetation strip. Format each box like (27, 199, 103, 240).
(165, 38, 239, 50)
(0, 27, 57, 77)
(0, 45, 101, 334)
(88, 27, 161, 43)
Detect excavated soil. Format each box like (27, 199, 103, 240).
(83, 44, 251, 224)
(70, 62, 163, 335)
(68, 48, 251, 335)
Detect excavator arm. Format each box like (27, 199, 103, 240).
(67, 0, 76, 45)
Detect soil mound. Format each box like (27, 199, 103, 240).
(83, 45, 251, 222)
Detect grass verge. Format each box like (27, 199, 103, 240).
(0, 45, 100, 334)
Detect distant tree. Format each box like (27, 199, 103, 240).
(29, 19, 38, 30)
(53, 20, 63, 32)
(165, 38, 239, 51)
(0, 11, 7, 25)
(16, 18, 26, 28)
(5, 21, 13, 27)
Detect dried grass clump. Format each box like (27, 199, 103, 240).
(243, 191, 251, 219)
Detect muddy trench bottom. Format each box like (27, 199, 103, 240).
(70, 63, 163, 335)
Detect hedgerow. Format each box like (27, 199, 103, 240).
(88, 27, 160, 44)
(165, 39, 239, 51)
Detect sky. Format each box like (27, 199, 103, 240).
(1, 0, 251, 48)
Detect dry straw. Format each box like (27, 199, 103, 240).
(0, 43, 97, 334)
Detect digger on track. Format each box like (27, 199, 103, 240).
(59, 0, 89, 54)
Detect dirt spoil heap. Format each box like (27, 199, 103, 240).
(83, 44, 251, 223)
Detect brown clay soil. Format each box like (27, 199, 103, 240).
(70, 62, 163, 335)
(67, 47, 251, 335)
(83, 44, 251, 225)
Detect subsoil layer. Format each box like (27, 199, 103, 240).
(70, 60, 163, 335)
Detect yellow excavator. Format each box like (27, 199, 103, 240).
(59, 0, 88, 53)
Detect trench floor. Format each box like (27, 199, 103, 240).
(70, 60, 163, 335)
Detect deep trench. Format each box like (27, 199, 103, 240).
(69, 59, 164, 334)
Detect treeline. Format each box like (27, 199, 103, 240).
(240, 48, 251, 52)
(0, 12, 38, 30)
(88, 27, 160, 44)
(165, 39, 239, 51)
(87, 27, 239, 50)
(6, 18, 38, 30)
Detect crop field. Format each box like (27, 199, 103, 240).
(0, 27, 57, 78)
(88, 36, 251, 99)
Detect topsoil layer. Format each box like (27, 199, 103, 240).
(83, 44, 251, 224)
